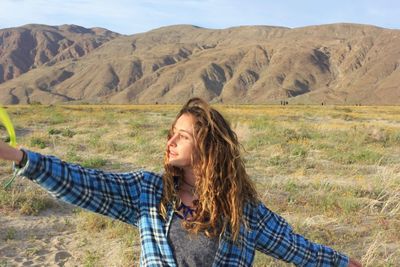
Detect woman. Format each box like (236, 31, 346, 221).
(1, 98, 361, 266)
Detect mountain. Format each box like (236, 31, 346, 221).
(0, 23, 399, 104)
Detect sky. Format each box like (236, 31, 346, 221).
(1, 0, 399, 35)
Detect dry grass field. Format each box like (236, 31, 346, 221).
(0, 104, 399, 266)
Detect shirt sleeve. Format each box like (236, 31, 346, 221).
(14, 150, 143, 226)
(255, 203, 349, 266)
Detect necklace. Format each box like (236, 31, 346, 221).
(176, 201, 196, 220)
(182, 179, 195, 188)
(180, 179, 196, 195)
(180, 185, 196, 196)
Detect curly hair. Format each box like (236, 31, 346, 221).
(160, 98, 259, 241)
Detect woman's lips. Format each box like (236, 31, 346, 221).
(169, 151, 178, 158)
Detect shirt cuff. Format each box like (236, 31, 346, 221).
(335, 252, 349, 267)
(13, 150, 41, 179)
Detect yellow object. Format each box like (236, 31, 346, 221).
(0, 106, 16, 147)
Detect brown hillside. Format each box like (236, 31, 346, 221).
(0, 24, 119, 83)
(0, 23, 399, 104)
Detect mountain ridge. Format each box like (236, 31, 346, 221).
(0, 23, 399, 104)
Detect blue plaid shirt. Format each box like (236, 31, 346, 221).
(16, 150, 349, 266)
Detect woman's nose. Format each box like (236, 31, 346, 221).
(167, 134, 177, 146)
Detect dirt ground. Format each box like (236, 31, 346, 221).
(0, 203, 138, 267)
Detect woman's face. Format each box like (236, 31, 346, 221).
(167, 113, 196, 169)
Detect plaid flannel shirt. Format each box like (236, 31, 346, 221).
(15, 150, 349, 267)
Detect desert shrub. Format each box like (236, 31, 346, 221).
(329, 148, 383, 165)
(48, 127, 76, 139)
(49, 112, 67, 125)
(48, 128, 62, 135)
(83, 250, 101, 267)
(30, 137, 47, 148)
(66, 150, 83, 163)
(290, 144, 308, 157)
(268, 155, 289, 166)
(81, 157, 107, 168)
(0, 186, 55, 215)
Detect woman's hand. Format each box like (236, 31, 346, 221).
(348, 258, 362, 267)
(0, 139, 23, 163)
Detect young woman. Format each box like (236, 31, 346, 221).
(1, 98, 361, 266)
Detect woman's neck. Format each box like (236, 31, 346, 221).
(179, 167, 198, 206)
(182, 167, 196, 187)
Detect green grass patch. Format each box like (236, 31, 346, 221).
(83, 250, 101, 267)
(48, 128, 76, 138)
(81, 157, 107, 168)
(30, 137, 47, 149)
(0, 186, 56, 215)
(328, 147, 383, 165)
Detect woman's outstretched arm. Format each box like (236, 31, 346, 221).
(0, 140, 24, 163)
(0, 140, 143, 226)
(255, 202, 362, 266)
(348, 258, 362, 267)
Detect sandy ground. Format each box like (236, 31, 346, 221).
(0, 204, 138, 267)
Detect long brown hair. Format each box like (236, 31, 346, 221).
(160, 98, 258, 241)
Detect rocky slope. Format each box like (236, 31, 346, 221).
(0, 23, 399, 104)
(0, 24, 119, 83)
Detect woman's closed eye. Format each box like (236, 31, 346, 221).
(180, 134, 189, 140)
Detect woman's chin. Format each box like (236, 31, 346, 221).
(168, 160, 190, 169)
(168, 159, 178, 167)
